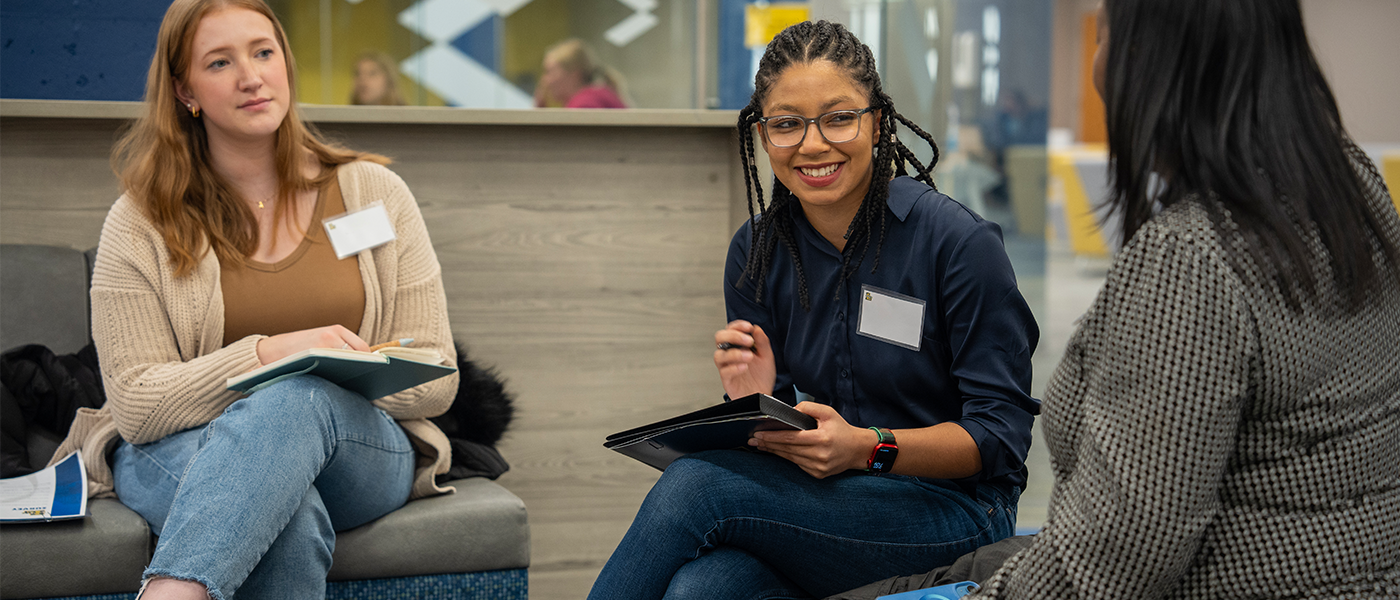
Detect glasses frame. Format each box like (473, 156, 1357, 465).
(757, 107, 877, 148)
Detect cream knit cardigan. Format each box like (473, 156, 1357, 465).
(50, 161, 459, 500)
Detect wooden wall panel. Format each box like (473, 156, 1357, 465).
(1, 114, 745, 597)
(0, 118, 126, 248)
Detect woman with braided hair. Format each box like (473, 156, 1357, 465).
(588, 21, 1039, 600)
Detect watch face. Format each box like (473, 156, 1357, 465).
(871, 444, 898, 472)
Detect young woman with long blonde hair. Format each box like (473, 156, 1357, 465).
(51, 1, 457, 597)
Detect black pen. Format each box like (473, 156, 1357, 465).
(717, 342, 758, 353)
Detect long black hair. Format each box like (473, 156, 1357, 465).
(736, 20, 941, 311)
(1100, 0, 1398, 310)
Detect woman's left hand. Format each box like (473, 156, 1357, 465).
(749, 402, 875, 479)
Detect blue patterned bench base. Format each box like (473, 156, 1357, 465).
(47, 568, 528, 600)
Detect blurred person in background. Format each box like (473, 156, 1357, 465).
(351, 51, 406, 106)
(534, 38, 628, 109)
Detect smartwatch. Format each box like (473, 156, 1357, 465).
(866, 427, 898, 473)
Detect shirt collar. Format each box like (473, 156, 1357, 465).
(886, 176, 920, 222)
(790, 176, 921, 257)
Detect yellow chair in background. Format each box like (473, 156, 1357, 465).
(1049, 147, 1112, 258)
(1049, 149, 1398, 259)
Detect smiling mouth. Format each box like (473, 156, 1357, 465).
(239, 98, 270, 108)
(798, 164, 839, 177)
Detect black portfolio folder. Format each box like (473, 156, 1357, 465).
(604, 393, 818, 470)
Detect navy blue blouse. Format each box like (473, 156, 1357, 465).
(724, 177, 1040, 491)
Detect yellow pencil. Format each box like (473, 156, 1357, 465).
(369, 338, 414, 352)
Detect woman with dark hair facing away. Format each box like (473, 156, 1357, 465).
(588, 20, 1040, 600)
(828, 1, 1400, 598)
(47, 0, 457, 597)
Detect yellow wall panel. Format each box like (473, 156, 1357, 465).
(503, 0, 570, 94)
(1384, 154, 1400, 216)
(1078, 13, 1106, 145)
(279, 0, 446, 106)
(745, 5, 810, 48)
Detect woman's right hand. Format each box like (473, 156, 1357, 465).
(256, 325, 368, 365)
(713, 320, 776, 399)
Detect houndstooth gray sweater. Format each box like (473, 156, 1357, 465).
(975, 190, 1400, 598)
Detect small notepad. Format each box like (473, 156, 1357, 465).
(228, 347, 456, 401)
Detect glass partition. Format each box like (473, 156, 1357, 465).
(808, 0, 1052, 530)
(803, 0, 1050, 230)
(266, 0, 704, 109)
(1, 0, 1050, 127)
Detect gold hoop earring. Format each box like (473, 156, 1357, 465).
(187, 104, 199, 118)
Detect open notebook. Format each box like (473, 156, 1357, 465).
(227, 346, 457, 401)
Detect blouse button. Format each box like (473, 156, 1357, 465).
(837, 312, 846, 321)
(839, 369, 850, 379)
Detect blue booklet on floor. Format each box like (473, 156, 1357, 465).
(0, 451, 89, 522)
(876, 581, 979, 600)
(226, 346, 457, 401)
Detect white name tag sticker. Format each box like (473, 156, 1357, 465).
(857, 285, 925, 351)
(324, 203, 396, 259)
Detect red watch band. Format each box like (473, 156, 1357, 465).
(866, 427, 898, 472)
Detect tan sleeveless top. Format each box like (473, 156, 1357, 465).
(222, 171, 365, 346)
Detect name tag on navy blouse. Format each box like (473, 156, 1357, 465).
(857, 285, 925, 351)
(324, 203, 397, 259)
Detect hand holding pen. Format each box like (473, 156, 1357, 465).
(713, 320, 776, 399)
(716, 342, 758, 353)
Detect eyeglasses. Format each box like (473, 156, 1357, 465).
(758, 107, 876, 148)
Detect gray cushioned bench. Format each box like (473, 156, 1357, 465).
(0, 244, 530, 599)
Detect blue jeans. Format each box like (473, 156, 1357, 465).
(588, 450, 1019, 600)
(112, 376, 416, 600)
